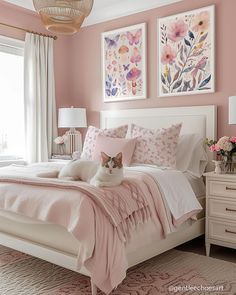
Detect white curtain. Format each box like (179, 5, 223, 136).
(24, 33, 57, 163)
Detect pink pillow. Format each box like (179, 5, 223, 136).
(92, 135, 136, 166)
(81, 125, 128, 160)
(131, 123, 182, 168)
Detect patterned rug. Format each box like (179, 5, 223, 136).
(0, 245, 235, 295)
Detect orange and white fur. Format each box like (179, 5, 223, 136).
(42, 152, 124, 187)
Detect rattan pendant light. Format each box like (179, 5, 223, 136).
(33, 0, 94, 35)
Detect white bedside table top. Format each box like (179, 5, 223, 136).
(50, 155, 72, 163)
(204, 171, 236, 180)
(50, 159, 71, 163)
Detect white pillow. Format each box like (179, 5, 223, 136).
(176, 134, 208, 177)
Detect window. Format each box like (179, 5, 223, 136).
(0, 36, 25, 161)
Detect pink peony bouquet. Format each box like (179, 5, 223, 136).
(206, 136, 236, 160)
(54, 135, 68, 145)
(54, 135, 68, 155)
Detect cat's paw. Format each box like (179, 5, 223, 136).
(94, 181, 102, 187)
(97, 182, 107, 187)
(90, 179, 101, 187)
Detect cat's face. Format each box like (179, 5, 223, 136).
(101, 152, 123, 175)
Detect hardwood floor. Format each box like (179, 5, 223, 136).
(176, 235, 236, 264)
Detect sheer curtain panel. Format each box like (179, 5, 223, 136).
(24, 33, 57, 163)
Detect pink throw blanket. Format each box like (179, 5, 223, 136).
(0, 173, 162, 241)
(0, 164, 189, 294)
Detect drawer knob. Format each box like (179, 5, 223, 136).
(226, 186, 236, 191)
(225, 229, 236, 235)
(226, 207, 236, 212)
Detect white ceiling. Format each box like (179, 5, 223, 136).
(4, 0, 183, 26)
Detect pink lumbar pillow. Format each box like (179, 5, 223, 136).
(131, 123, 182, 168)
(81, 125, 128, 160)
(92, 135, 137, 166)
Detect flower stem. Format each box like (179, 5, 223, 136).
(170, 34, 199, 92)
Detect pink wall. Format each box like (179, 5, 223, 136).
(0, 1, 71, 110)
(69, 0, 236, 138)
(1, 0, 236, 139)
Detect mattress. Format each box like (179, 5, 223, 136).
(0, 164, 205, 261)
(0, 193, 205, 257)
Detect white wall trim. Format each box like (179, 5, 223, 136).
(0, 35, 24, 56)
(84, 0, 183, 27)
(4, 0, 183, 27)
(0, 160, 26, 167)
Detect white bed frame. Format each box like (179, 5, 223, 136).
(0, 106, 216, 295)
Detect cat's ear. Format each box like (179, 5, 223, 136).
(115, 152, 122, 162)
(101, 152, 110, 163)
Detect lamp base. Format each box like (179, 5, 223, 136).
(65, 128, 82, 155)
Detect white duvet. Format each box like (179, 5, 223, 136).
(127, 165, 202, 220)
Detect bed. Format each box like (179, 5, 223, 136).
(0, 105, 216, 295)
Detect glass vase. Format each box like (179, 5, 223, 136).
(222, 156, 236, 174)
(58, 144, 65, 155)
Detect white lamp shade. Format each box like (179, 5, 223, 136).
(58, 108, 87, 128)
(229, 96, 236, 125)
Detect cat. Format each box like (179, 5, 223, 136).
(38, 152, 124, 187)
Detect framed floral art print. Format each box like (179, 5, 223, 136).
(102, 23, 146, 102)
(158, 5, 215, 97)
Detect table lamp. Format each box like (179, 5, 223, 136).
(229, 96, 236, 125)
(58, 107, 87, 155)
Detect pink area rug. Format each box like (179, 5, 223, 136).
(0, 245, 235, 294)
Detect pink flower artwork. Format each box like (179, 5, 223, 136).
(192, 11, 210, 33)
(161, 45, 177, 65)
(159, 5, 215, 96)
(167, 19, 188, 42)
(102, 23, 146, 102)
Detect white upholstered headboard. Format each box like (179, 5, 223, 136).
(100, 105, 217, 166)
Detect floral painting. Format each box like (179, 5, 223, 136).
(158, 5, 215, 97)
(102, 23, 146, 102)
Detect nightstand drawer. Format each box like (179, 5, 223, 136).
(209, 219, 236, 244)
(209, 180, 236, 198)
(209, 198, 236, 220)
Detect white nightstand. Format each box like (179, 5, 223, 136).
(204, 172, 236, 256)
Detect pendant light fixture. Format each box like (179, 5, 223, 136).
(33, 0, 94, 35)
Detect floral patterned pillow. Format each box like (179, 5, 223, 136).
(81, 125, 128, 160)
(131, 123, 182, 168)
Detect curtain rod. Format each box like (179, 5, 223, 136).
(0, 22, 58, 40)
